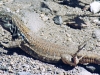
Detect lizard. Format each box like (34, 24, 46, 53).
(0, 11, 100, 66)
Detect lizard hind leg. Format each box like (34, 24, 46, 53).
(61, 54, 79, 66)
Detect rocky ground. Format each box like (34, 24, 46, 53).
(0, 0, 100, 75)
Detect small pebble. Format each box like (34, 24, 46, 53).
(0, 1, 3, 6)
(93, 19, 100, 25)
(92, 29, 100, 41)
(90, 1, 100, 13)
(53, 15, 63, 25)
(86, 66, 96, 72)
(58, 72, 65, 75)
(16, 72, 32, 75)
(22, 64, 30, 68)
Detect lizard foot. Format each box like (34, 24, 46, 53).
(61, 54, 78, 66)
(61, 54, 84, 66)
(61, 54, 85, 66)
(0, 39, 22, 48)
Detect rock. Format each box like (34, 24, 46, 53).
(38, 66, 46, 72)
(65, 66, 98, 75)
(90, 1, 100, 13)
(93, 18, 100, 25)
(96, 42, 100, 47)
(92, 29, 100, 41)
(19, 10, 45, 33)
(40, 8, 51, 15)
(22, 64, 30, 68)
(86, 66, 96, 72)
(40, 2, 52, 15)
(16, 72, 32, 75)
(85, 64, 100, 73)
(0, 66, 8, 71)
(53, 15, 63, 25)
(58, 72, 65, 75)
(0, 1, 3, 6)
(43, 1, 67, 15)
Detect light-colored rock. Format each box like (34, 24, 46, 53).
(92, 29, 100, 41)
(53, 15, 63, 25)
(19, 10, 45, 33)
(93, 19, 100, 25)
(90, 1, 100, 13)
(16, 72, 32, 75)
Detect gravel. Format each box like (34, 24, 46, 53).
(0, 0, 100, 75)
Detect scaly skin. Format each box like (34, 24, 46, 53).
(0, 11, 100, 66)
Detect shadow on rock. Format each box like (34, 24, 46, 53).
(66, 16, 86, 29)
(58, 0, 89, 9)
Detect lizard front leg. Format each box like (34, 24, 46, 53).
(61, 54, 79, 66)
(0, 39, 22, 48)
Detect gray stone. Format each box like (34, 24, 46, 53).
(86, 66, 96, 72)
(53, 15, 63, 25)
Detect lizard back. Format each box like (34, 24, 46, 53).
(0, 11, 100, 65)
